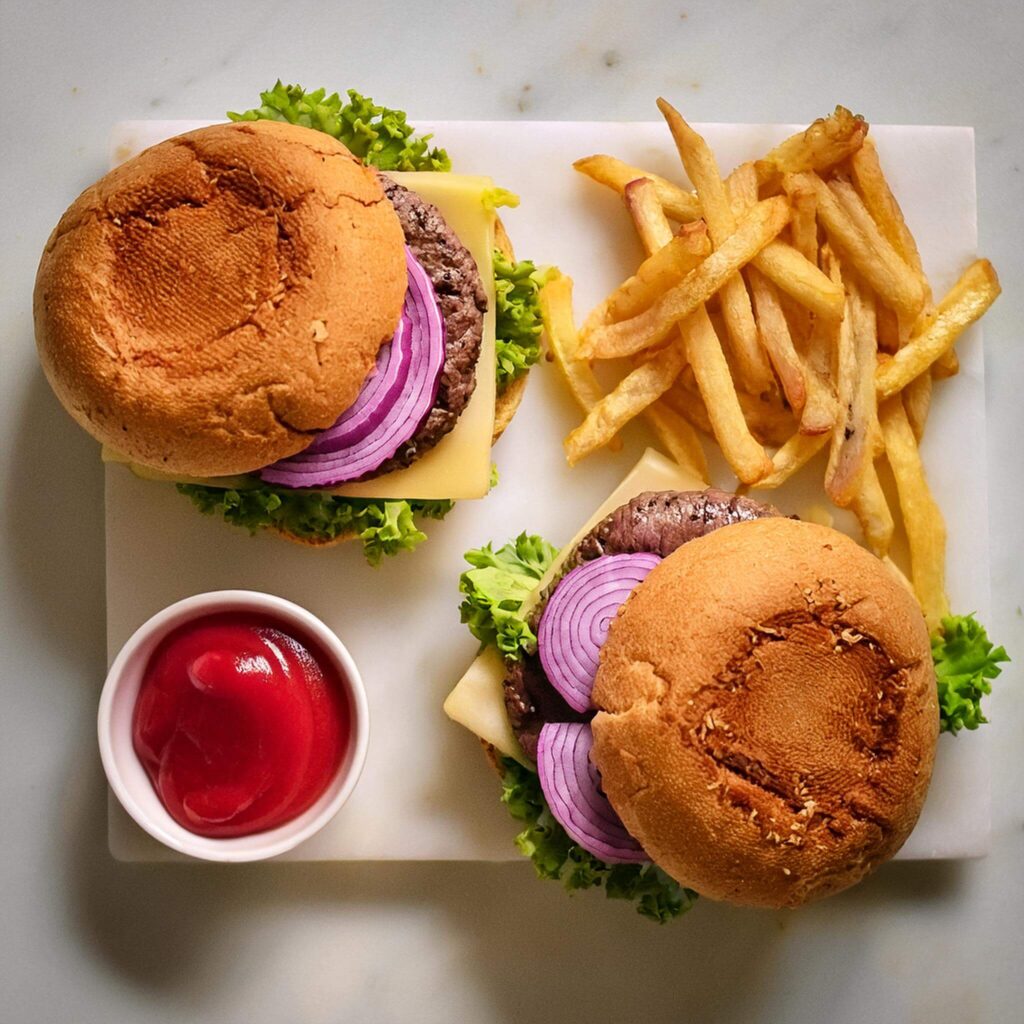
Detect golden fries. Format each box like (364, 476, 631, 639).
(624, 178, 674, 253)
(876, 259, 1000, 399)
(685, 307, 772, 483)
(879, 397, 949, 630)
(564, 343, 686, 465)
(643, 400, 709, 483)
(557, 100, 999, 633)
(747, 265, 807, 412)
(785, 171, 925, 319)
(573, 155, 702, 221)
(581, 197, 791, 359)
(755, 107, 868, 184)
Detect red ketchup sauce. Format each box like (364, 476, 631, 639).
(132, 613, 349, 838)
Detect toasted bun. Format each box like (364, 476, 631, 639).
(34, 120, 407, 477)
(591, 518, 938, 908)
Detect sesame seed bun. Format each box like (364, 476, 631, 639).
(34, 120, 407, 477)
(591, 517, 938, 908)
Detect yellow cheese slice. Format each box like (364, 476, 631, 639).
(103, 172, 498, 501)
(443, 449, 707, 765)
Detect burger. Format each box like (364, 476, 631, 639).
(34, 84, 547, 562)
(445, 451, 972, 920)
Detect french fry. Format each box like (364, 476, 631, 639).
(564, 344, 686, 465)
(684, 307, 772, 483)
(875, 259, 1000, 399)
(828, 178, 927, 320)
(572, 154, 702, 221)
(755, 107, 869, 185)
(849, 274, 881, 453)
(785, 171, 925, 319)
(824, 282, 874, 507)
(624, 178, 674, 254)
(748, 432, 829, 490)
(584, 226, 711, 331)
(851, 460, 894, 557)
(879, 397, 949, 630)
(540, 275, 624, 454)
(657, 99, 773, 394)
(902, 371, 932, 442)
(789, 185, 818, 264)
(664, 377, 713, 435)
(643, 400, 709, 483)
(752, 240, 845, 320)
(580, 196, 791, 359)
(934, 348, 960, 378)
(725, 161, 758, 215)
(747, 265, 807, 412)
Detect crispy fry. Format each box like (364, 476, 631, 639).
(643, 400, 709, 483)
(684, 307, 772, 483)
(879, 397, 949, 630)
(540, 275, 624, 454)
(934, 348, 960, 378)
(876, 259, 1000, 399)
(725, 161, 758, 215)
(828, 178, 926, 320)
(849, 274, 881, 452)
(786, 171, 925, 319)
(902, 371, 932, 442)
(797, 313, 838, 436)
(663, 377, 713, 435)
(580, 196, 791, 359)
(755, 107, 869, 185)
(584, 226, 711, 331)
(564, 344, 685, 465)
(851, 460, 894, 557)
(789, 185, 818, 264)
(572, 154, 702, 221)
(747, 265, 807, 412)
(657, 98, 773, 394)
(751, 240, 844, 320)
(624, 177, 674, 254)
(824, 282, 874, 507)
(749, 432, 829, 489)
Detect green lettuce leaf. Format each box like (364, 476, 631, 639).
(493, 250, 553, 394)
(499, 756, 698, 923)
(229, 82, 450, 172)
(459, 534, 558, 657)
(178, 484, 452, 566)
(932, 614, 1009, 733)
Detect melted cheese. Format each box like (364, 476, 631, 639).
(443, 449, 707, 763)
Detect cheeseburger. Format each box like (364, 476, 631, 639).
(34, 85, 545, 561)
(447, 454, 941, 918)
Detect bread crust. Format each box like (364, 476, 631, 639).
(35, 120, 407, 477)
(591, 518, 938, 908)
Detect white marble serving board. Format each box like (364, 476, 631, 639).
(106, 119, 989, 862)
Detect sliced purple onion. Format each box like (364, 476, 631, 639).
(538, 553, 662, 713)
(537, 722, 648, 863)
(260, 246, 446, 487)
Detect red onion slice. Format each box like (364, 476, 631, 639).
(538, 553, 662, 712)
(537, 721, 648, 863)
(259, 247, 446, 487)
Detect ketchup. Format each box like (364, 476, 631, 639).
(132, 613, 349, 838)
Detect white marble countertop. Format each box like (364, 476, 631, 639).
(2, 2, 1022, 1022)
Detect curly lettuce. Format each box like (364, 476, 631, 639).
(179, 484, 452, 566)
(494, 251, 552, 394)
(459, 534, 557, 657)
(500, 756, 697, 923)
(932, 614, 1009, 734)
(229, 83, 450, 171)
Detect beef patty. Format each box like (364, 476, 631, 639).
(359, 177, 487, 479)
(505, 489, 781, 759)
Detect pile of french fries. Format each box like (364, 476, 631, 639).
(541, 102, 1001, 631)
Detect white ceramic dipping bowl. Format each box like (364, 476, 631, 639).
(98, 590, 369, 862)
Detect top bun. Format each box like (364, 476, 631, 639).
(591, 518, 938, 908)
(34, 120, 407, 477)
